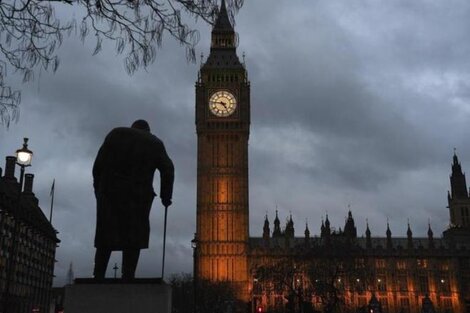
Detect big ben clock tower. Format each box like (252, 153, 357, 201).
(195, 0, 250, 300)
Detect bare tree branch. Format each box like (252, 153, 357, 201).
(0, 0, 244, 127)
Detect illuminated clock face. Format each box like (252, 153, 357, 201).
(209, 91, 237, 117)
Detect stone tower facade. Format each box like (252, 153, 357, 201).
(194, 0, 250, 300)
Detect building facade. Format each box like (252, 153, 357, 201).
(194, 2, 470, 313)
(250, 204, 470, 313)
(0, 156, 59, 313)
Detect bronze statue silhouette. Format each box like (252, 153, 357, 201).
(92, 119, 174, 280)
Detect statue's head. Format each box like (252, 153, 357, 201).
(131, 119, 151, 132)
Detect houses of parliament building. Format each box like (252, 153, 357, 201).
(194, 1, 470, 313)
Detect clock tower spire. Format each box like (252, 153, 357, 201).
(213, 0, 232, 31)
(194, 0, 250, 301)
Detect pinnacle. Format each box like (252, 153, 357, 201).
(213, 0, 234, 32)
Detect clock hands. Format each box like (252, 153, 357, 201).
(217, 101, 228, 109)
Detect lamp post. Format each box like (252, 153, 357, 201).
(251, 277, 258, 313)
(2, 138, 33, 313)
(191, 234, 198, 313)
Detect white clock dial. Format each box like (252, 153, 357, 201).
(209, 91, 237, 117)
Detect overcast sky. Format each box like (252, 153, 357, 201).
(1, 0, 470, 286)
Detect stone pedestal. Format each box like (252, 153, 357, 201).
(64, 278, 171, 313)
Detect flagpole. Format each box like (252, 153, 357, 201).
(49, 179, 55, 223)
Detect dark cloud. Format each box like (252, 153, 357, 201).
(1, 0, 470, 286)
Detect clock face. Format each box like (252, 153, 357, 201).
(209, 91, 237, 117)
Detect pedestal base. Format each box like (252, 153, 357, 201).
(64, 278, 172, 313)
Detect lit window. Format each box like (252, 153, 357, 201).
(397, 260, 407, 270)
(442, 297, 453, 313)
(417, 259, 428, 268)
(376, 259, 386, 268)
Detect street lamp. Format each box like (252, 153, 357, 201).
(191, 236, 198, 249)
(2, 138, 33, 313)
(15, 138, 33, 196)
(16, 138, 33, 167)
(252, 277, 261, 313)
(191, 234, 198, 313)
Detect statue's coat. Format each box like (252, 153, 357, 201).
(92, 127, 174, 250)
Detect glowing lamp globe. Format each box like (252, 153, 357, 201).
(16, 138, 33, 166)
(191, 237, 198, 249)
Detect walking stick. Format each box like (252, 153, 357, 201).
(161, 205, 169, 279)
